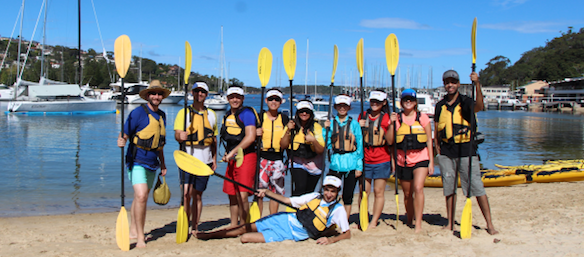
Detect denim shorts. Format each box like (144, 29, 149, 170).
(364, 161, 391, 180)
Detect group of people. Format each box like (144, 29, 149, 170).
(117, 69, 498, 247)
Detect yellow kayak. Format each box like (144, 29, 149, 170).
(528, 170, 584, 183)
(386, 173, 526, 188)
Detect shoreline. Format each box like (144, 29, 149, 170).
(2, 181, 583, 256)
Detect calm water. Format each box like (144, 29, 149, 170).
(0, 96, 582, 217)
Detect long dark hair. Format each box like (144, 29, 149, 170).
(294, 110, 315, 134)
(367, 88, 390, 115)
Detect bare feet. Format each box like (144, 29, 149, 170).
(486, 227, 499, 235)
(135, 241, 146, 248)
(368, 220, 379, 229)
(414, 227, 422, 233)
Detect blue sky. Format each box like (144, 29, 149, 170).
(2, 0, 583, 89)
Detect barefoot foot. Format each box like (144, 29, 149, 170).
(486, 227, 499, 235)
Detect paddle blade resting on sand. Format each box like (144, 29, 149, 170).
(176, 206, 188, 243)
(461, 17, 478, 240)
(116, 207, 129, 251)
(114, 34, 131, 251)
(360, 193, 369, 231)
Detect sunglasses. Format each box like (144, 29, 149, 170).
(267, 96, 282, 102)
(193, 88, 207, 94)
(297, 109, 312, 114)
(401, 96, 417, 102)
(149, 91, 165, 96)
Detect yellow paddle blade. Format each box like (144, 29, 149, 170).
(356, 38, 364, 77)
(286, 206, 297, 213)
(116, 207, 129, 251)
(283, 39, 297, 80)
(174, 150, 214, 176)
(258, 47, 273, 87)
(385, 33, 399, 76)
(235, 147, 244, 168)
(184, 41, 192, 84)
(114, 35, 132, 78)
(331, 45, 338, 83)
(395, 194, 399, 228)
(249, 201, 260, 223)
(176, 206, 189, 244)
(471, 17, 477, 65)
(460, 198, 473, 239)
(360, 192, 369, 231)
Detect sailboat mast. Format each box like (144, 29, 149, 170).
(40, 0, 47, 78)
(219, 26, 224, 93)
(139, 46, 142, 82)
(78, 0, 82, 85)
(305, 38, 308, 95)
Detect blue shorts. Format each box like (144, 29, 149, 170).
(364, 161, 391, 180)
(127, 165, 156, 189)
(255, 212, 295, 243)
(180, 164, 211, 192)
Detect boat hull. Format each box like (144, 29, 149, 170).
(7, 100, 116, 113)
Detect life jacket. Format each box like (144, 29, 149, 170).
(132, 104, 166, 151)
(331, 117, 357, 154)
(259, 111, 288, 160)
(185, 106, 214, 147)
(396, 112, 427, 151)
(436, 101, 475, 144)
(296, 196, 339, 239)
(291, 122, 321, 159)
(363, 110, 387, 148)
(220, 106, 259, 153)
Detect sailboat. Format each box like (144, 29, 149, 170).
(6, 0, 115, 114)
(204, 26, 229, 110)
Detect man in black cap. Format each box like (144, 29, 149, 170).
(433, 70, 498, 235)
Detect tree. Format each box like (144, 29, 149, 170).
(479, 55, 511, 86)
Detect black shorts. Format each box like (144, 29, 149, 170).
(180, 163, 212, 192)
(397, 160, 430, 180)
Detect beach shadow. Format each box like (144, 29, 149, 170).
(145, 221, 178, 243)
(421, 213, 449, 227)
(197, 218, 231, 232)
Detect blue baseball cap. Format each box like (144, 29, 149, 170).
(401, 89, 417, 99)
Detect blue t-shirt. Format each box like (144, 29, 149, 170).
(238, 108, 257, 127)
(123, 105, 166, 171)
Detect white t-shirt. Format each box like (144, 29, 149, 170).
(174, 108, 218, 164)
(288, 192, 349, 240)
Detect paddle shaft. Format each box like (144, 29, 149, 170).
(288, 80, 295, 189)
(254, 87, 266, 192)
(391, 75, 399, 195)
(213, 171, 295, 209)
(467, 63, 476, 197)
(120, 79, 125, 207)
(319, 82, 334, 191)
(180, 79, 188, 206)
(359, 76, 366, 193)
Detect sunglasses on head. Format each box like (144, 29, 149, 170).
(149, 91, 164, 96)
(267, 96, 282, 102)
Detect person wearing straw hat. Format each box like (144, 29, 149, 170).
(256, 89, 289, 215)
(174, 82, 218, 234)
(220, 85, 259, 227)
(117, 79, 169, 247)
(196, 175, 350, 245)
(434, 70, 498, 235)
(280, 99, 326, 197)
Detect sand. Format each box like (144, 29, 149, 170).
(1, 181, 583, 257)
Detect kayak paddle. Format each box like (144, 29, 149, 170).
(176, 41, 191, 244)
(283, 39, 296, 204)
(356, 38, 369, 232)
(385, 33, 400, 229)
(114, 34, 131, 252)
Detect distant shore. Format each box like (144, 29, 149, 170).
(1, 181, 583, 256)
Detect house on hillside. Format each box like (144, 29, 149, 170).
(482, 84, 512, 101)
(515, 81, 547, 103)
(542, 77, 584, 105)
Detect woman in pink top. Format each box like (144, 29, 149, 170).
(388, 89, 434, 232)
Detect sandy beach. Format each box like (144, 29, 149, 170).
(1, 181, 583, 257)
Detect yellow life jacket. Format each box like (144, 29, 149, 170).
(396, 112, 427, 150)
(132, 104, 166, 151)
(331, 117, 357, 154)
(291, 122, 322, 159)
(296, 197, 339, 239)
(363, 111, 387, 148)
(260, 111, 288, 153)
(436, 101, 474, 144)
(220, 106, 259, 153)
(186, 106, 215, 146)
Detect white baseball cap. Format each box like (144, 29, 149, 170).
(323, 176, 342, 188)
(192, 82, 209, 92)
(227, 86, 245, 96)
(334, 95, 352, 106)
(296, 100, 314, 111)
(265, 89, 286, 103)
(369, 90, 387, 101)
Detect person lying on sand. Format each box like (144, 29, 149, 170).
(196, 176, 351, 244)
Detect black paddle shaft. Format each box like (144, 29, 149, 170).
(467, 64, 477, 198)
(288, 80, 295, 191)
(359, 76, 366, 193)
(180, 81, 188, 206)
(120, 79, 125, 207)
(319, 82, 334, 191)
(391, 75, 399, 195)
(254, 87, 266, 192)
(212, 172, 295, 209)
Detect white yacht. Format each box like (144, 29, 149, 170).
(204, 93, 229, 110)
(107, 79, 183, 104)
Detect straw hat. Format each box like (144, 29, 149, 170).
(139, 80, 171, 100)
